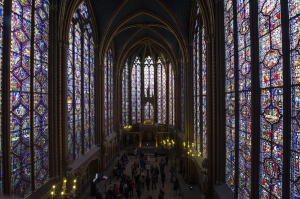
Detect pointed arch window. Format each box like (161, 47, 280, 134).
(104, 47, 114, 135)
(67, 2, 95, 160)
(169, 62, 175, 125)
(122, 60, 130, 125)
(131, 56, 142, 124)
(193, 16, 207, 157)
(157, 57, 167, 123)
(180, 58, 185, 133)
(122, 55, 175, 126)
(144, 55, 155, 98)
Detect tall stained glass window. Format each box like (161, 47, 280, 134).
(144, 56, 154, 98)
(123, 55, 174, 126)
(223, 0, 300, 197)
(104, 47, 114, 135)
(122, 60, 130, 126)
(180, 58, 185, 133)
(131, 56, 141, 124)
(0, 0, 4, 194)
(258, 0, 283, 197)
(67, 2, 95, 159)
(202, 26, 207, 158)
(193, 13, 207, 157)
(157, 57, 167, 123)
(9, 0, 50, 197)
(237, 0, 251, 198)
(224, 0, 236, 192)
(168, 62, 175, 125)
(290, 0, 300, 198)
(193, 20, 201, 151)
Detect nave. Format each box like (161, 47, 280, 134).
(83, 148, 203, 199)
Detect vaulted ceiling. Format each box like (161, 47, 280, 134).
(89, 0, 194, 71)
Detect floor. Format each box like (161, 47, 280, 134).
(82, 146, 205, 199)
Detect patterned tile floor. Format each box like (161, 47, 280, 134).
(83, 149, 204, 199)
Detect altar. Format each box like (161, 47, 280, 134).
(139, 123, 158, 146)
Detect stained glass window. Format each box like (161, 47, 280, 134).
(289, 0, 300, 198)
(168, 62, 175, 125)
(33, 0, 50, 190)
(157, 57, 167, 123)
(132, 56, 141, 124)
(202, 26, 207, 158)
(104, 48, 113, 135)
(67, 2, 95, 160)
(124, 55, 174, 126)
(89, 29, 95, 147)
(236, 0, 252, 198)
(224, 0, 236, 192)
(193, 20, 200, 152)
(144, 102, 154, 120)
(223, 0, 300, 197)
(258, 0, 283, 197)
(193, 17, 207, 157)
(122, 60, 130, 126)
(180, 58, 185, 133)
(144, 56, 154, 98)
(9, 0, 49, 197)
(0, 0, 4, 194)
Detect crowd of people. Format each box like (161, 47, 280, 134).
(99, 150, 180, 199)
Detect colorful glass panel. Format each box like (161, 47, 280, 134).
(162, 62, 167, 123)
(104, 52, 108, 133)
(132, 56, 141, 124)
(68, 2, 94, 159)
(67, 22, 74, 159)
(193, 20, 201, 152)
(258, 0, 283, 197)
(290, 0, 300, 197)
(181, 58, 185, 133)
(202, 26, 207, 158)
(144, 56, 154, 97)
(122, 60, 130, 126)
(0, 0, 3, 194)
(144, 102, 154, 120)
(83, 29, 89, 152)
(34, 0, 49, 190)
(224, 0, 235, 192)
(104, 48, 113, 135)
(136, 60, 141, 123)
(169, 63, 174, 125)
(74, 22, 81, 158)
(90, 35, 95, 147)
(79, 2, 88, 18)
(237, 0, 251, 198)
(10, 0, 32, 196)
(157, 58, 166, 123)
(157, 59, 162, 123)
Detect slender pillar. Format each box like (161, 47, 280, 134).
(154, 135, 158, 148)
(139, 134, 143, 148)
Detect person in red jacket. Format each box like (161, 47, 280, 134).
(113, 184, 119, 196)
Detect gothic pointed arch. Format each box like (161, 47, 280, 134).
(67, 1, 96, 160)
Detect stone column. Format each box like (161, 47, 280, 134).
(154, 134, 158, 148)
(138, 133, 143, 148)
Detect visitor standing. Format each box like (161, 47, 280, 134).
(173, 178, 179, 195)
(146, 175, 151, 190)
(161, 171, 166, 188)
